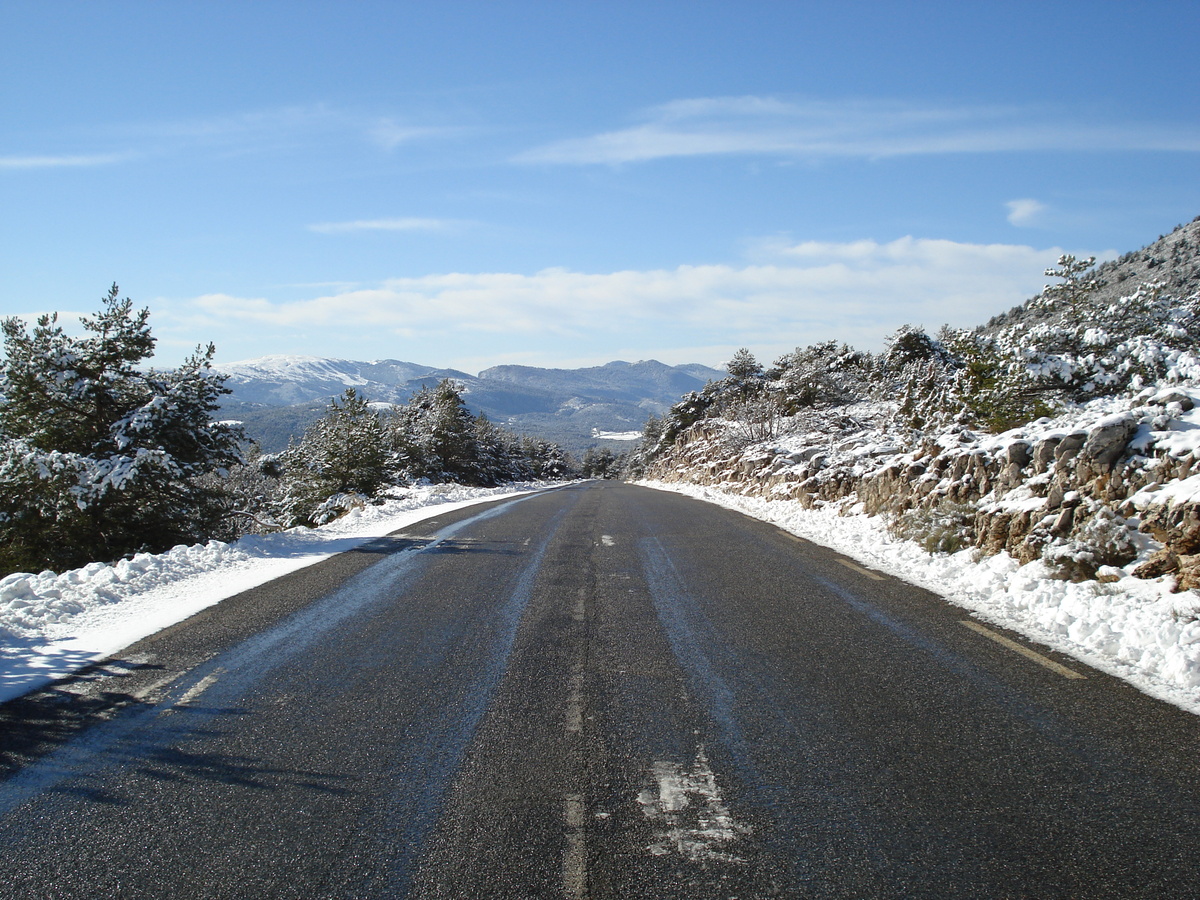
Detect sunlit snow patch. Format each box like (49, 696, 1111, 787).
(637, 747, 750, 863)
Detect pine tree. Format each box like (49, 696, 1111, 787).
(724, 347, 762, 380)
(277, 388, 390, 525)
(400, 380, 480, 483)
(0, 286, 243, 574)
(581, 447, 623, 479)
(1035, 254, 1103, 316)
(771, 341, 869, 412)
(428, 380, 480, 481)
(520, 436, 570, 480)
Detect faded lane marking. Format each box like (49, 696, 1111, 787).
(637, 747, 750, 863)
(134, 653, 219, 703)
(836, 558, 886, 581)
(563, 794, 588, 899)
(165, 669, 225, 712)
(565, 661, 585, 734)
(960, 620, 1086, 680)
(601, 534, 615, 547)
(132, 672, 186, 702)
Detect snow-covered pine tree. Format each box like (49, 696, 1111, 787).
(725, 347, 763, 380)
(472, 412, 530, 485)
(0, 286, 244, 574)
(770, 341, 870, 413)
(1034, 254, 1103, 315)
(276, 388, 391, 526)
(520, 435, 570, 480)
(401, 379, 480, 483)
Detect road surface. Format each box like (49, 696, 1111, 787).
(2, 481, 1199, 898)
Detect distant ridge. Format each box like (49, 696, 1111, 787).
(215, 356, 724, 453)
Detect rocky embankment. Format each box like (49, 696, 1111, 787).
(646, 387, 1200, 590)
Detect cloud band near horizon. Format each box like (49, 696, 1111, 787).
(154, 237, 1074, 368)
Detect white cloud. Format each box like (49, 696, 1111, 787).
(0, 153, 131, 169)
(1006, 198, 1047, 226)
(307, 218, 463, 235)
(68, 104, 457, 164)
(164, 237, 1061, 367)
(369, 119, 456, 150)
(137, 105, 340, 140)
(516, 95, 1200, 165)
(0, 108, 348, 174)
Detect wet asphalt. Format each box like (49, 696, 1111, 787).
(1, 480, 1199, 899)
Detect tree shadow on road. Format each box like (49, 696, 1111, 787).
(2, 678, 354, 809)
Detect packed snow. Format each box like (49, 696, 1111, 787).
(641, 480, 1200, 716)
(217, 354, 375, 385)
(638, 747, 751, 863)
(591, 429, 643, 441)
(0, 482, 554, 703)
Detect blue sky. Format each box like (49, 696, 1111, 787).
(3, 1, 1199, 373)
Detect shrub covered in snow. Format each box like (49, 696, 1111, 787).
(1039, 505, 1139, 583)
(640, 228, 1200, 477)
(899, 257, 1200, 431)
(888, 500, 977, 555)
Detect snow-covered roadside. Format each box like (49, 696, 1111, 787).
(641, 480, 1200, 716)
(0, 482, 559, 703)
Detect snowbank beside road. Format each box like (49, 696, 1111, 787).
(643, 480, 1200, 716)
(0, 482, 555, 703)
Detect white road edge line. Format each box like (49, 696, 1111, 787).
(836, 558, 886, 581)
(960, 620, 1086, 680)
(563, 793, 588, 899)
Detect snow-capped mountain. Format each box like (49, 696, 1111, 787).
(216, 355, 724, 452)
(216, 355, 473, 406)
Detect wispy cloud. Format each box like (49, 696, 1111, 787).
(133, 105, 341, 141)
(0, 152, 132, 169)
(516, 96, 1200, 165)
(307, 217, 466, 235)
(1006, 198, 1047, 226)
(135, 105, 460, 152)
(9, 105, 459, 173)
(369, 118, 459, 150)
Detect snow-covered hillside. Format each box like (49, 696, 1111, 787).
(216, 355, 467, 405)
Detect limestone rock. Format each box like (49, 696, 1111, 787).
(1080, 413, 1138, 470)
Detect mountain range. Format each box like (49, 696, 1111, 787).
(215, 356, 725, 453)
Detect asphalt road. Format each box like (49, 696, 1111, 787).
(2, 480, 1200, 899)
